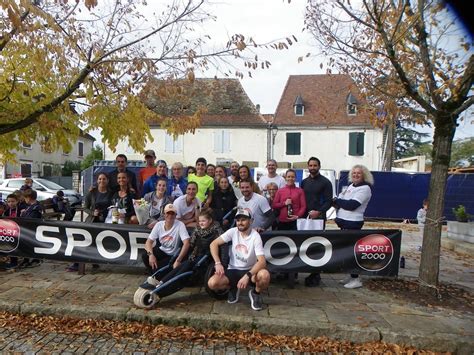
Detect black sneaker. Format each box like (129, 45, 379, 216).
(305, 273, 321, 287)
(227, 288, 240, 304)
(27, 259, 42, 268)
(248, 288, 263, 311)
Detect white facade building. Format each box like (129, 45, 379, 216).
(1, 133, 95, 179)
(105, 76, 385, 173)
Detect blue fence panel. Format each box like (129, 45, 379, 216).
(338, 171, 474, 221)
(445, 173, 474, 221)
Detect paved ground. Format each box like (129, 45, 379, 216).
(0, 328, 267, 354)
(0, 222, 472, 353)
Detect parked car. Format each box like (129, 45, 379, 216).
(0, 178, 83, 208)
(0, 189, 10, 202)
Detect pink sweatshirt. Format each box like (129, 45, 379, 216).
(272, 185, 307, 223)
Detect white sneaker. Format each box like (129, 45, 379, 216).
(339, 275, 352, 284)
(344, 278, 363, 289)
(147, 276, 160, 286)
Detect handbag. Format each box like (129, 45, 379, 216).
(297, 216, 324, 231)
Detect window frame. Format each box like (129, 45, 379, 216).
(20, 161, 32, 177)
(294, 104, 304, 116)
(347, 104, 357, 116)
(164, 133, 183, 154)
(78, 141, 84, 158)
(214, 129, 231, 154)
(286, 132, 302, 156)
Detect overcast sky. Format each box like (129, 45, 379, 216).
(199, 0, 323, 114)
(91, 0, 473, 142)
(202, 0, 473, 140)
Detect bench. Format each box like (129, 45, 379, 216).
(40, 198, 64, 220)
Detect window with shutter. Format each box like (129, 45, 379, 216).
(78, 141, 84, 157)
(20, 162, 32, 177)
(165, 134, 182, 153)
(348, 132, 365, 156)
(286, 132, 301, 155)
(214, 130, 230, 153)
(43, 165, 52, 177)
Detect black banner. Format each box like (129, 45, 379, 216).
(0, 218, 401, 276)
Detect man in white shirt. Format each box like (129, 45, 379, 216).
(143, 204, 190, 275)
(207, 208, 270, 311)
(227, 161, 240, 185)
(258, 159, 286, 193)
(237, 180, 275, 232)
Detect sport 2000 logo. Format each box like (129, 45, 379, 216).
(0, 219, 21, 253)
(354, 234, 393, 271)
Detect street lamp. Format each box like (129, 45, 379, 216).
(271, 125, 278, 160)
(267, 123, 279, 161)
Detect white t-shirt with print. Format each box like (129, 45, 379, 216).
(220, 227, 264, 270)
(237, 193, 272, 229)
(336, 184, 372, 221)
(173, 195, 201, 220)
(148, 219, 190, 255)
(258, 174, 286, 191)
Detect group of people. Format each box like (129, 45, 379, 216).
(95, 150, 370, 311)
(1, 150, 375, 310)
(0, 180, 44, 270)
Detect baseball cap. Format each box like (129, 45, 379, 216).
(164, 204, 177, 214)
(235, 208, 251, 219)
(157, 159, 167, 167)
(144, 150, 156, 158)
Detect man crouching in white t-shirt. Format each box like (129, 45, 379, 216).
(143, 204, 190, 276)
(207, 208, 270, 311)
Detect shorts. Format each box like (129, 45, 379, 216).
(225, 268, 255, 288)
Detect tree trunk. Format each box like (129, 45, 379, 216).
(419, 114, 456, 286)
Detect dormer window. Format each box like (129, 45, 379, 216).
(294, 95, 304, 116)
(346, 92, 358, 116)
(347, 104, 357, 115)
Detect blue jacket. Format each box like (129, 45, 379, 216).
(142, 174, 168, 197)
(167, 176, 187, 198)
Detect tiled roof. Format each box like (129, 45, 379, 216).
(140, 78, 266, 127)
(274, 74, 372, 127)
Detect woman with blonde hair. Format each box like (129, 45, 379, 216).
(333, 164, 373, 289)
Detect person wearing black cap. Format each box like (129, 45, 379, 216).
(207, 208, 270, 311)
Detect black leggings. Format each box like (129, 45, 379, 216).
(277, 220, 297, 230)
(160, 260, 197, 283)
(142, 246, 172, 275)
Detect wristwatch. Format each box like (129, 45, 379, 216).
(246, 271, 252, 279)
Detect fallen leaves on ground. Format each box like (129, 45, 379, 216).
(366, 278, 474, 312)
(0, 311, 446, 354)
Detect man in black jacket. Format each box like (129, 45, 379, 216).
(108, 154, 138, 193)
(301, 156, 333, 287)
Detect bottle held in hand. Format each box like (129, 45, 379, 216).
(111, 207, 119, 224)
(287, 203, 293, 218)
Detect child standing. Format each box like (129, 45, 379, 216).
(416, 198, 428, 251)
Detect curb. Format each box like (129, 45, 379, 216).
(1, 300, 472, 354)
